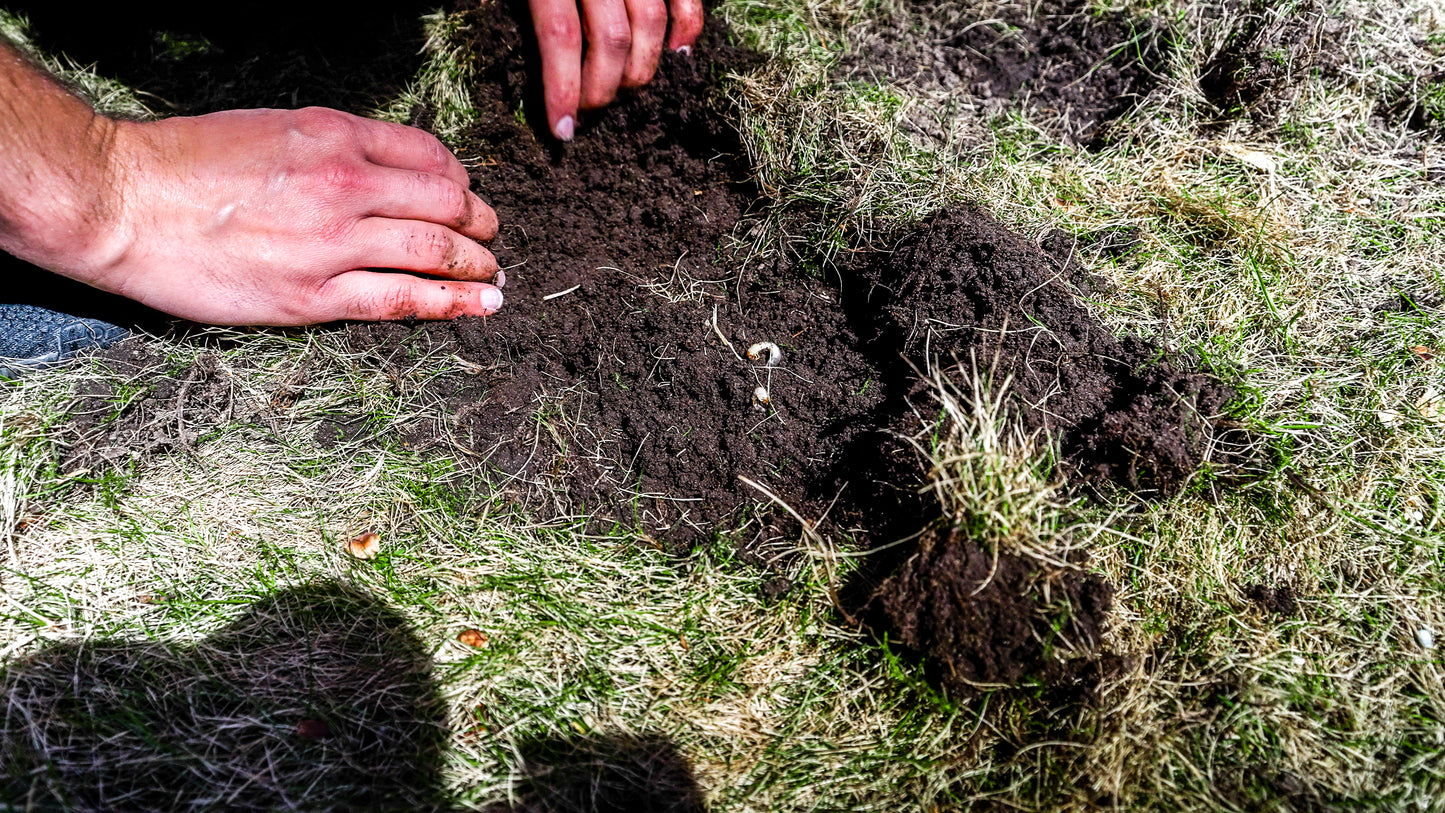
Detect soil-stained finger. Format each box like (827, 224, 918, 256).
(324, 270, 504, 321)
(528, 0, 583, 139)
(356, 117, 471, 188)
(665, 0, 703, 51)
(366, 167, 498, 242)
(579, 0, 632, 108)
(621, 0, 668, 87)
(353, 218, 501, 282)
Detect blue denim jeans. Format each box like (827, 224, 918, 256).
(0, 304, 130, 379)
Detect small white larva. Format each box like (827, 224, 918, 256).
(747, 342, 783, 367)
(753, 386, 770, 404)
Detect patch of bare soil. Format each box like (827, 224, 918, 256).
(1199, 0, 1345, 122)
(837, 0, 1172, 147)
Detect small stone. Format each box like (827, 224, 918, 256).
(1291, 655, 1306, 667)
(1418, 628, 1435, 650)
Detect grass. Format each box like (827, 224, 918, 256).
(3, 0, 1445, 809)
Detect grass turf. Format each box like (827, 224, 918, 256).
(2, 0, 1444, 809)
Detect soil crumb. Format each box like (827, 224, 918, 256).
(839, 0, 1171, 146)
(1244, 583, 1299, 618)
(869, 526, 1113, 695)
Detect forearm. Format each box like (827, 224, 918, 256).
(0, 40, 127, 279)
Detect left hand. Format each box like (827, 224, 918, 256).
(527, 0, 704, 142)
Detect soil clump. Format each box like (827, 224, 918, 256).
(863, 208, 1234, 493)
(837, 0, 1171, 147)
(869, 526, 1114, 696)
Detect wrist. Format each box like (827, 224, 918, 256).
(0, 111, 137, 290)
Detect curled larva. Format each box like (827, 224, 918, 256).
(753, 386, 770, 404)
(746, 342, 782, 367)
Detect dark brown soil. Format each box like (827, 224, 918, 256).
(1244, 582, 1299, 618)
(870, 527, 1113, 695)
(53, 3, 1239, 698)
(863, 208, 1234, 493)
(838, 0, 1172, 147)
(1198, 1, 1343, 122)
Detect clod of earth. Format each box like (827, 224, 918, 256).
(868, 527, 1113, 696)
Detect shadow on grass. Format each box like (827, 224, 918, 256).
(486, 732, 705, 813)
(0, 579, 449, 811)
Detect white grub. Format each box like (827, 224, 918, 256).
(1418, 627, 1436, 650)
(747, 341, 783, 367)
(753, 386, 770, 405)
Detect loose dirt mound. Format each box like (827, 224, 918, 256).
(870, 527, 1113, 694)
(865, 208, 1233, 492)
(839, 0, 1171, 146)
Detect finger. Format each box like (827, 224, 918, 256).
(622, 0, 668, 88)
(324, 270, 504, 321)
(529, 0, 583, 140)
(666, 0, 703, 52)
(354, 218, 501, 283)
(354, 117, 471, 188)
(579, 0, 632, 109)
(366, 166, 498, 242)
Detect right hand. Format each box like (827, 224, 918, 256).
(71, 107, 504, 326)
(528, 0, 704, 141)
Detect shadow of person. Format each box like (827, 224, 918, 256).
(487, 733, 705, 813)
(0, 579, 449, 811)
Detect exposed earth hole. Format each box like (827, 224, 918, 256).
(837, 0, 1173, 147)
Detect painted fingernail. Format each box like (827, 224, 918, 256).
(494, 269, 507, 288)
(675, 45, 692, 56)
(555, 115, 575, 142)
(480, 287, 503, 313)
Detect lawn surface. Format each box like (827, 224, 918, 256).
(2, 0, 1444, 810)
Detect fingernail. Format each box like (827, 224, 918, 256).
(555, 115, 575, 142)
(480, 287, 504, 313)
(494, 269, 507, 288)
(675, 45, 691, 56)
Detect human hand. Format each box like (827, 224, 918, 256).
(76, 107, 503, 326)
(527, 0, 704, 141)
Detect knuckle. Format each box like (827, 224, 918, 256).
(420, 228, 458, 268)
(294, 107, 355, 143)
(543, 16, 583, 51)
(426, 134, 456, 174)
(316, 161, 366, 194)
(597, 21, 633, 52)
(438, 181, 471, 226)
(638, 2, 668, 31)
